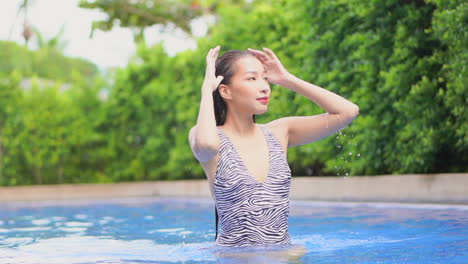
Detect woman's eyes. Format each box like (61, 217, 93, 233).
(248, 77, 268, 81)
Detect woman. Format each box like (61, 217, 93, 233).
(188, 45, 359, 248)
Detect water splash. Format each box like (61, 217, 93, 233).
(335, 130, 360, 177)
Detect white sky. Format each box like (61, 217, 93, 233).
(0, 0, 209, 70)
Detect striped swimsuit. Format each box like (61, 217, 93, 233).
(214, 124, 292, 247)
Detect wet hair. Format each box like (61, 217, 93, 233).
(213, 49, 257, 126)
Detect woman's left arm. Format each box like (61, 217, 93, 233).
(248, 47, 359, 148)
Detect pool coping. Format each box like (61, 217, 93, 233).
(1, 196, 467, 211)
(0, 173, 467, 205)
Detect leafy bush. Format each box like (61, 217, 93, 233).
(1, 0, 466, 186)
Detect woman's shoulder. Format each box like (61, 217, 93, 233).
(261, 121, 289, 151)
(260, 121, 283, 133)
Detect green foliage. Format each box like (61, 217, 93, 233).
(78, 0, 257, 41)
(1, 0, 466, 186)
(79, 0, 204, 40)
(0, 40, 99, 82)
(33, 25, 68, 51)
(100, 0, 466, 179)
(428, 0, 467, 151)
(0, 73, 109, 186)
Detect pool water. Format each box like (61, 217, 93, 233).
(0, 197, 467, 263)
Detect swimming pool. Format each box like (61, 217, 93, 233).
(0, 197, 467, 263)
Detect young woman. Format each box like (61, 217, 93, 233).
(189, 45, 359, 248)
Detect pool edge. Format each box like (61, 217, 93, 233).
(0, 173, 467, 205)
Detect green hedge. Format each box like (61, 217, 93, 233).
(0, 0, 466, 186)
(0, 40, 99, 82)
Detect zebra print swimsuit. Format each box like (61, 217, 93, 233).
(214, 124, 292, 247)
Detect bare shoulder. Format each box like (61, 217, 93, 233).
(188, 126, 196, 148)
(263, 119, 289, 152)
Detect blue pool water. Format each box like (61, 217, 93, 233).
(0, 197, 467, 263)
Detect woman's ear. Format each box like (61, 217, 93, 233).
(219, 84, 232, 100)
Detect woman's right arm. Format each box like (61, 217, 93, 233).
(189, 46, 224, 163)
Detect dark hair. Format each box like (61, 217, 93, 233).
(213, 50, 257, 241)
(213, 49, 257, 126)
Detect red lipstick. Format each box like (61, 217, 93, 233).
(257, 97, 269, 104)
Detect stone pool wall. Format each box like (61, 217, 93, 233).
(0, 173, 467, 204)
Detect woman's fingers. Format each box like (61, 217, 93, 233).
(262, 47, 279, 61)
(216, 75, 224, 85)
(248, 48, 268, 60)
(211, 46, 220, 57)
(206, 49, 212, 63)
(249, 47, 279, 64)
(206, 45, 220, 64)
(204, 46, 221, 86)
(249, 48, 271, 59)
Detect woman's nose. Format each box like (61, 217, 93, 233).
(260, 83, 270, 93)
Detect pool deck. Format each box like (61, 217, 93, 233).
(0, 173, 467, 205)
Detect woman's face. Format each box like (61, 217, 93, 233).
(226, 56, 271, 115)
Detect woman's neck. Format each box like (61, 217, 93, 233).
(222, 111, 257, 137)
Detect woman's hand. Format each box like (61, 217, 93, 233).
(248, 47, 292, 87)
(203, 45, 224, 92)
